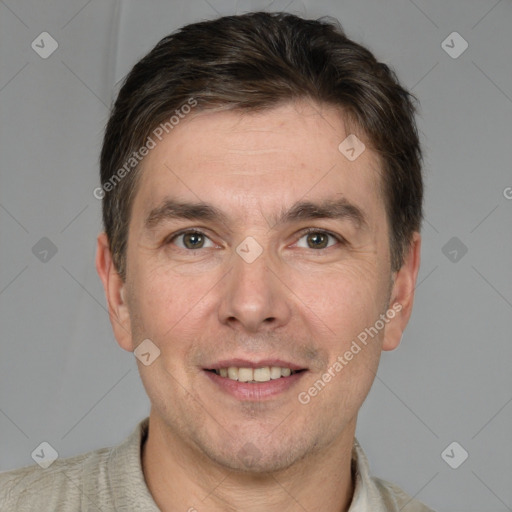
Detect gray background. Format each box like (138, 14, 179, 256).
(1, 0, 511, 510)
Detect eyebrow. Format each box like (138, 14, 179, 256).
(144, 196, 368, 231)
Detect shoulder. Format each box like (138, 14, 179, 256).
(371, 476, 436, 512)
(0, 446, 111, 511)
(351, 438, 436, 512)
(0, 418, 151, 512)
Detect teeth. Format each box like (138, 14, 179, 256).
(238, 368, 253, 382)
(253, 367, 270, 382)
(270, 366, 282, 379)
(213, 366, 298, 382)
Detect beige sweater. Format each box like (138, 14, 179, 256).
(0, 417, 435, 511)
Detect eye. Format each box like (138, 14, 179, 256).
(295, 229, 342, 250)
(168, 230, 216, 250)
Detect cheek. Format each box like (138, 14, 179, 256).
(127, 263, 188, 337)
(294, 263, 385, 337)
(292, 262, 388, 408)
(128, 264, 215, 366)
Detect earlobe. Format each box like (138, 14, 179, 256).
(382, 233, 421, 351)
(95, 232, 133, 352)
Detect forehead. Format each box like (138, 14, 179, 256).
(131, 100, 385, 231)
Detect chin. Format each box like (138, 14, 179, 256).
(197, 431, 314, 474)
(212, 448, 302, 474)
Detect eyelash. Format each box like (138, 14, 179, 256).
(165, 228, 346, 251)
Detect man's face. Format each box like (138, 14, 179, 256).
(118, 101, 399, 471)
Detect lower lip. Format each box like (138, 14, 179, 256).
(204, 370, 306, 400)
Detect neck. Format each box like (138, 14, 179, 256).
(141, 411, 356, 512)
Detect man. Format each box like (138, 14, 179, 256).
(0, 11, 434, 512)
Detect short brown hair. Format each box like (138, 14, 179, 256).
(100, 11, 423, 280)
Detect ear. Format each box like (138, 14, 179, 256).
(382, 232, 421, 351)
(95, 232, 133, 352)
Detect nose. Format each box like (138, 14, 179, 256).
(218, 245, 292, 334)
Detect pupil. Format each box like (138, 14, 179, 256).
(308, 232, 327, 249)
(185, 233, 203, 249)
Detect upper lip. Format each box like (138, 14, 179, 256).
(205, 359, 306, 371)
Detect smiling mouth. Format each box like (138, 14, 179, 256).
(205, 366, 305, 383)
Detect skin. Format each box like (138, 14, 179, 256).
(96, 99, 421, 512)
